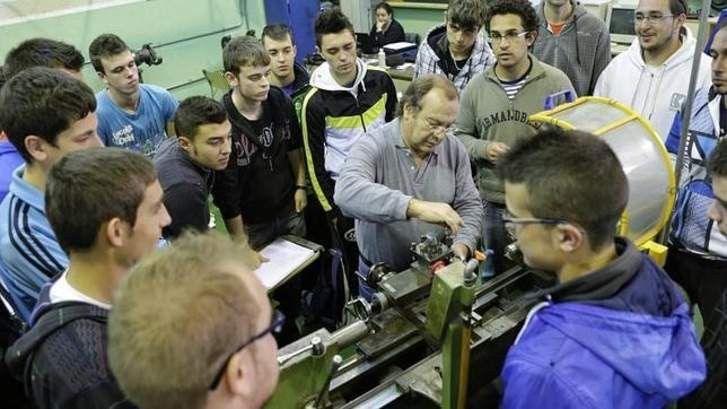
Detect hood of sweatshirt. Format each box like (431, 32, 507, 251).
(310, 58, 368, 95)
(625, 27, 698, 70)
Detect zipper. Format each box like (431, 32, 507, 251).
(353, 89, 367, 133)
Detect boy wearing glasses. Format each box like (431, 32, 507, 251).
(5, 148, 171, 409)
(594, 0, 711, 141)
(108, 232, 279, 409)
(334, 75, 483, 299)
(414, 0, 495, 94)
(498, 128, 705, 408)
(455, 0, 574, 276)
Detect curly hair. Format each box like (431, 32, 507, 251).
(485, 0, 539, 34)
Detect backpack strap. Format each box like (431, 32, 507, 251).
(5, 302, 107, 398)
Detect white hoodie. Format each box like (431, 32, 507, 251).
(594, 28, 712, 142)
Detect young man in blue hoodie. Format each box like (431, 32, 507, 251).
(498, 128, 705, 408)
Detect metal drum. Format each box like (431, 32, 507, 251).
(530, 97, 675, 246)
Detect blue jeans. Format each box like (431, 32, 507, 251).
(483, 200, 507, 275)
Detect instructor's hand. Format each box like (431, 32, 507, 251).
(407, 198, 464, 234)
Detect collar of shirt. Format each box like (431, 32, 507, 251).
(9, 164, 45, 211)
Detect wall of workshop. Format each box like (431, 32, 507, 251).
(392, 4, 447, 39)
(0, 0, 268, 99)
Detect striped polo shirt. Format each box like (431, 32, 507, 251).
(0, 165, 68, 322)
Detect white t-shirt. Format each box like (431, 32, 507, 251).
(49, 270, 111, 310)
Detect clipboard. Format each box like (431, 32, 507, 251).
(255, 235, 322, 291)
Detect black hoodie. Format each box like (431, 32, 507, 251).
(212, 86, 302, 225)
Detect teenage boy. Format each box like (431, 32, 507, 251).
(455, 0, 574, 275)
(89, 33, 178, 157)
(5, 147, 171, 408)
(0, 68, 103, 320)
(1, 38, 86, 203)
(155, 96, 232, 240)
(414, 0, 495, 93)
(214, 36, 306, 343)
(108, 232, 279, 409)
(300, 8, 397, 277)
(499, 128, 705, 408)
(214, 35, 306, 250)
(262, 24, 310, 97)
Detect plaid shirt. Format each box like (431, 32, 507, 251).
(414, 25, 495, 94)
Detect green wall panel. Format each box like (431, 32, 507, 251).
(0, 0, 268, 99)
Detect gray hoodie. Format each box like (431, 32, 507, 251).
(533, 2, 611, 96)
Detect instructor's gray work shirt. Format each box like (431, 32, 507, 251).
(334, 118, 483, 271)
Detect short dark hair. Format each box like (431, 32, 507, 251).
(4, 38, 84, 80)
(708, 138, 727, 178)
(262, 24, 295, 46)
(397, 74, 458, 117)
(485, 0, 539, 34)
(669, 0, 687, 16)
(223, 35, 271, 76)
(449, 0, 486, 31)
(0, 67, 96, 163)
(314, 7, 355, 47)
(46, 147, 157, 253)
(497, 128, 629, 250)
(89, 33, 130, 73)
(375, 2, 394, 16)
(174, 96, 228, 140)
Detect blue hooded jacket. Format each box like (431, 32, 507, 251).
(501, 239, 706, 408)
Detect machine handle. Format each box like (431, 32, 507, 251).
(313, 355, 343, 408)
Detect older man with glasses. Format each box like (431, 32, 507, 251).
(334, 74, 483, 300)
(108, 232, 280, 409)
(497, 127, 705, 408)
(454, 0, 574, 277)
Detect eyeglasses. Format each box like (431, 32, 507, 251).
(208, 310, 285, 390)
(488, 31, 529, 45)
(634, 14, 674, 24)
(424, 118, 455, 135)
(502, 211, 568, 237)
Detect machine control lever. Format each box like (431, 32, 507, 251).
(312, 355, 343, 408)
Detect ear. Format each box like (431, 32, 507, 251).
(315, 45, 321, 56)
(402, 104, 415, 121)
(106, 217, 129, 248)
(225, 352, 254, 399)
(526, 31, 537, 47)
(224, 71, 239, 88)
(292, 45, 298, 58)
(96, 70, 108, 85)
(178, 136, 193, 153)
(675, 14, 687, 28)
(552, 223, 584, 253)
(24, 136, 50, 163)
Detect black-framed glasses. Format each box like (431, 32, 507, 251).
(208, 310, 286, 390)
(502, 212, 568, 237)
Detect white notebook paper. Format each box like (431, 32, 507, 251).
(255, 238, 318, 290)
